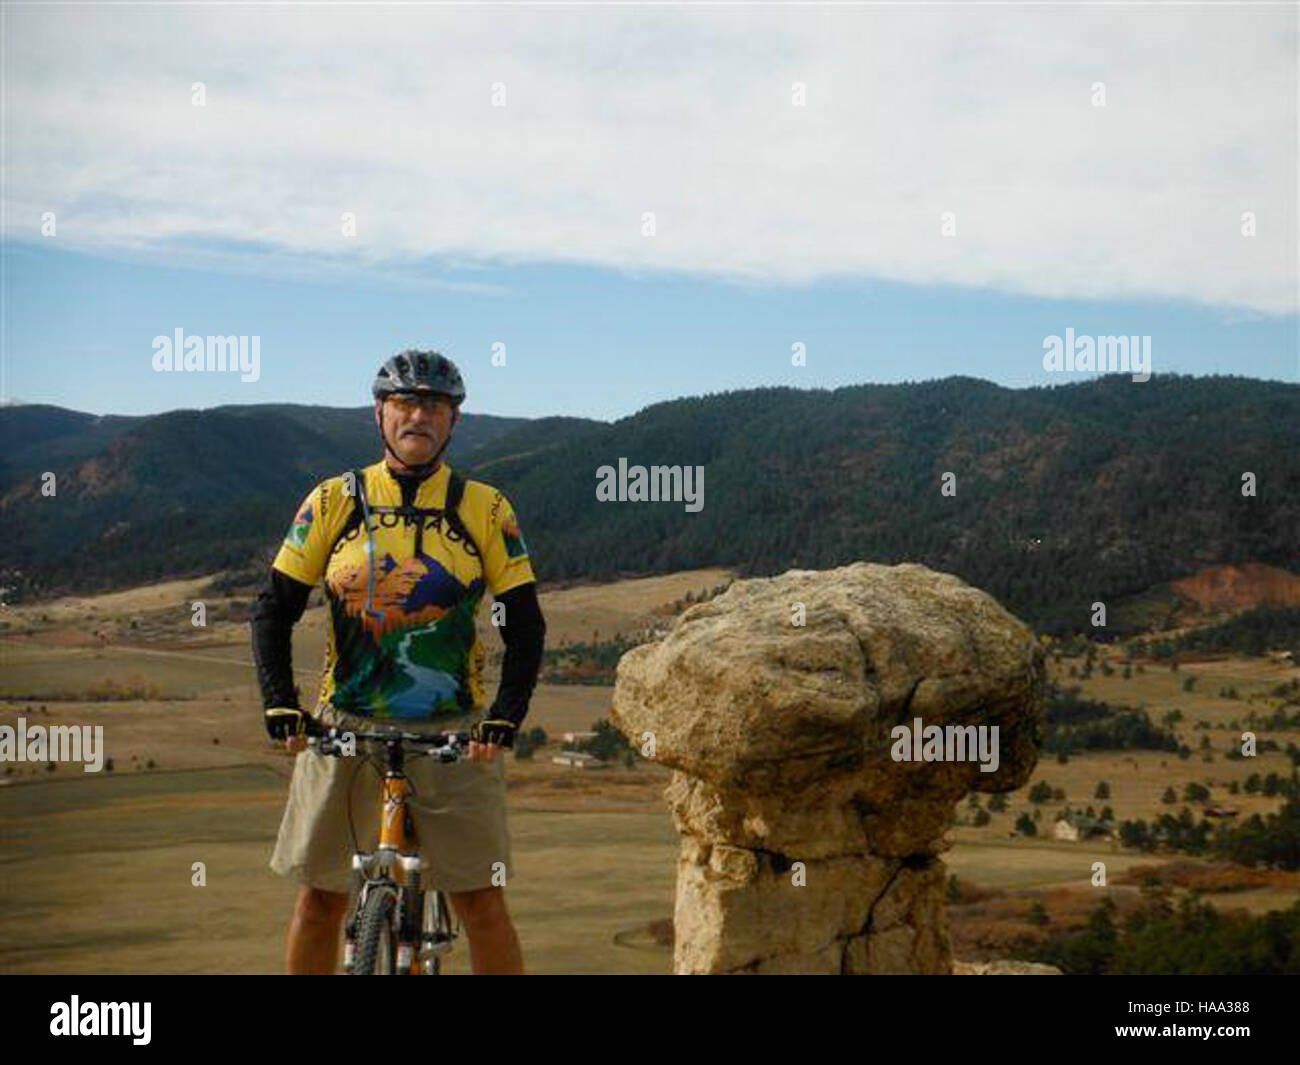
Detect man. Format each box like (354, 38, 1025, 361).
(251, 349, 546, 974)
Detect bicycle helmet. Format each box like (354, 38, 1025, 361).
(372, 349, 466, 405)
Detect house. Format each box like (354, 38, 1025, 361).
(1052, 819, 1080, 842)
(551, 751, 604, 769)
(1204, 806, 1240, 819)
(1053, 812, 1114, 843)
(562, 731, 597, 745)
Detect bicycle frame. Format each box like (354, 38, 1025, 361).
(309, 727, 468, 975)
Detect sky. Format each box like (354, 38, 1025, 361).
(2, 3, 1296, 422)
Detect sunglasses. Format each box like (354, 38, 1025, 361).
(386, 393, 453, 414)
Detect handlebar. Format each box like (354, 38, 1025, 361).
(306, 725, 472, 762)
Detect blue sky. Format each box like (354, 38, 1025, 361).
(5, 240, 1296, 421)
(3, 4, 1296, 421)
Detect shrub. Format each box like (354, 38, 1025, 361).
(579, 719, 632, 761)
(1120, 819, 1155, 851)
(1034, 894, 1300, 974)
(1214, 797, 1300, 870)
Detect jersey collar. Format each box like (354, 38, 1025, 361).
(374, 459, 452, 508)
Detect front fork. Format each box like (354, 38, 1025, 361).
(341, 864, 429, 975)
(343, 772, 456, 974)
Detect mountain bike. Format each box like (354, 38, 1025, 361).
(307, 724, 472, 975)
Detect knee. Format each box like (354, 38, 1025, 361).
(295, 885, 349, 925)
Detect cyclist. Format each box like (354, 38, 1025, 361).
(251, 349, 546, 975)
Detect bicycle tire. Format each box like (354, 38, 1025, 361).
(353, 883, 399, 975)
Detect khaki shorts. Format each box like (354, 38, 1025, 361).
(269, 709, 511, 895)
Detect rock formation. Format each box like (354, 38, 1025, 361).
(611, 562, 1045, 974)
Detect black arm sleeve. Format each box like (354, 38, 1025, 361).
(487, 582, 547, 729)
(250, 567, 313, 709)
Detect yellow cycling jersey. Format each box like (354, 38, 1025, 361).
(272, 460, 536, 722)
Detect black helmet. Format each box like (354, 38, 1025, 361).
(372, 349, 466, 406)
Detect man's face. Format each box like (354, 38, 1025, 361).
(376, 392, 460, 467)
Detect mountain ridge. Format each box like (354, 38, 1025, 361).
(3, 374, 1296, 635)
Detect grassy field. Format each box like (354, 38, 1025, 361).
(0, 766, 678, 975)
(1, 570, 1297, 973)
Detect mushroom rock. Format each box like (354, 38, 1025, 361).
(611, 562, 1045, 974)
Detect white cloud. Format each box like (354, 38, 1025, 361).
(5, 5, 1295, 312)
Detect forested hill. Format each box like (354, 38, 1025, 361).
(0, 404, 542, 597)
(2, 375, 1297, 634)
(459, 374, 1299, 633)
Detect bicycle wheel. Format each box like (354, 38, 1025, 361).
(353, 883, 399, 975)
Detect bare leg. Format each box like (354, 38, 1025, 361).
(448, 886, 524, 974)
(286, 885, 350, 974)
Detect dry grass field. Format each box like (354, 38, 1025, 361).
(1, 570, 1297, 973)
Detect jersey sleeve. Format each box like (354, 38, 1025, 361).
(272, 478, 345, 587)
(481, 487, 537, 597)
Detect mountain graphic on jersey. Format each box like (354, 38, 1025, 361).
(326, 550, 485, 720)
